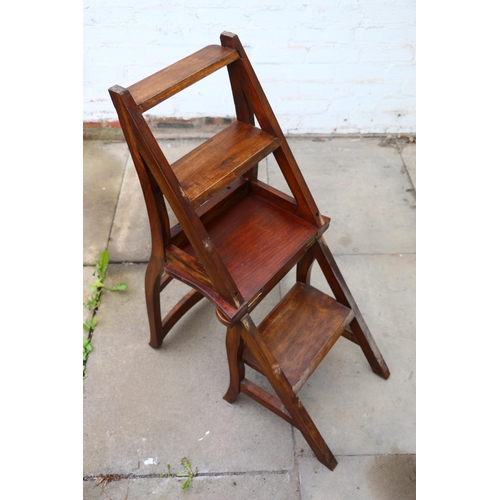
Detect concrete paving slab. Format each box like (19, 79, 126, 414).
(279, 254, 415, 456)
(84, 264, 295, 477)
(83, 135, 415, 494)
(84, 471, 300, 499)
(83, 141, 129, 265)
(268, 137, 416, 254)
(107, 154, 152, 263)
(401, 143, 416, 189)
(298, 454, 416, 500)
(83, 266, 95, 326)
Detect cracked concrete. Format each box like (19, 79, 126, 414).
(83, 134, 415, 499)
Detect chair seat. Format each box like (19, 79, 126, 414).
(179, 191, 323, 302)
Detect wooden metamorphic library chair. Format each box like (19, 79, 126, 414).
(109, 31, 390, 471)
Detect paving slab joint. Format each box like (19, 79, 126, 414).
(84, 469, 292, 482)
(291, 426, 303, 499)
(398, 148, 416, 194)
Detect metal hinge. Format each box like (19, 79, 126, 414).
(247, 291, 263, 311)
(305, 233, 318, 250)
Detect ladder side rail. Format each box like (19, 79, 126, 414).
(240, 315, 338, 470)
(225, 59, 259, 181)
(315, 238, 390, 379)
(109, 85, 171, 261)
(221, 32, 324, 228)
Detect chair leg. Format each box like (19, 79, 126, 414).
(147, 271, 205, 349)
(223, 323, 245, 403)
(296, 246, 316, 284)
(289, 400, 338, 471)
(162, 289, 204, 339)
(145, 258, 164, 349)
(315, 238, 390, 379)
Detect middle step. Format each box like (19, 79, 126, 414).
(170, 121, 280, 209)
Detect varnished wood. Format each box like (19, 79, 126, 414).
(109, 32, 389, 472)
(164, 191, 330, 325)
(171, 122, 279, 209)
(163, 259, 240, 324)
(145, 257, 164, 349)
(170, 177, 250, 247)
(296, 245, 316, 285)
(110, 86, 244, 307)
(250, 179, 301, 218)
(242, 283, 354, 393)
(240, 379, 293, 425)
(180, 193, 321, 302)
(160, 272, 174, 292)
(161, 290, 204, 341)
(165, 244, 213, 290)
(225, 54, 259, 181)
(315, 238, 390, 379)
(223, 323, 246, 403)
(221, 32, 324, 228)
(239, 315, 338, 471)
(129, 45, 240, 112)
(110, 87, 171, 348)
(341, 325, 360, 345)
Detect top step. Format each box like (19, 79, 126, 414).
(128, 45, 240, 112)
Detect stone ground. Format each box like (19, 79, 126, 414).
(83, 134, 416, 499)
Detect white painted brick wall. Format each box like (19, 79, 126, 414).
(84, 0, 415, 134)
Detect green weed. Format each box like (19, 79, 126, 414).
(178, 457, 197, 490)
(83, 338, 93, 373)
(85, 250, 127, 311)
(83, 250, 127, 375)
(161, 459, 197, 490)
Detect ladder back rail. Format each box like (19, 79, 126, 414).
(128, 45, 240, 112)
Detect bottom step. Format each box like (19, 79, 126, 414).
(242, 282, 355, 393)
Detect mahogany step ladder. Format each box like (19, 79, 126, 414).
(109, 31, 390, 471)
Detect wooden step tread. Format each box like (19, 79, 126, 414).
(128, 45, 240, 112)
(171, 122, 280, 210)
(242, 283, 355, 393)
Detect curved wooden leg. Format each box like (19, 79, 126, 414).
(146, 254, 205, 349)
(297, 246, 316, 285)
(145, 258, 164, 349)
(162, 289, 204, 338)
(223, 323, 245, 403)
